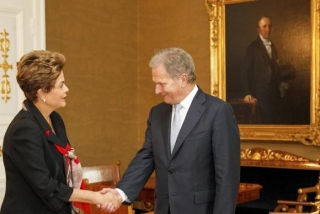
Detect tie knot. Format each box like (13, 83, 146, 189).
(174, 103, 183, 112)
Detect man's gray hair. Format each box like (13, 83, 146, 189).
(149, 47, 196, 82)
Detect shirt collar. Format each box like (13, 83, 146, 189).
(259, 34, 271, 45)
(175, 85, 198, 111)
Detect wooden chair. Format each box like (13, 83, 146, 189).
(271, 200, 320, 214)
(272, 177, 320, 213)
(82, 160, 121, 186)
(81, 160, 134, 214)
(294, 178, 320, 212)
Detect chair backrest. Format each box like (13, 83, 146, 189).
(81, 160, 134, 214)
(272, 200, 320, 214)
(82, 160, 121, 185)
(272, 176, 320, 213)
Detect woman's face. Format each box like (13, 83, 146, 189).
(44, 71, 69, 110)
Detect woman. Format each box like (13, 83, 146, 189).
(0, 50, 120, 214)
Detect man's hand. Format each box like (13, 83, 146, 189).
(97, 188, 122, 213)
(243, 95, 257, 104)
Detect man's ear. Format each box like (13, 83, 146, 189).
(181, 73, 188, 87)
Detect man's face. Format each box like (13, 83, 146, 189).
(152, 65, 183, 105)
(258, 17, 272, 39)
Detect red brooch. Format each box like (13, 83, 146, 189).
(44, 130, 50, 137)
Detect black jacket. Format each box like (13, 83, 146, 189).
(1, 99, 73, 214)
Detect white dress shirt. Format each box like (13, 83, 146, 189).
(172, 85, 198, 126)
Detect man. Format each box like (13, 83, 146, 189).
(102, 47, 240, 214)
(242, 16, 281, 124)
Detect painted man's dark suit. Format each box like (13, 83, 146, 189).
(1, 100, 73, 214)
(117, 88, 240, 214)
(241, 36, 280, 124)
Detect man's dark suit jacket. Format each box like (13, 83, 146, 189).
(0, 100, 73, 214)
(241, 36, 280, 123)
(117, 88, 240, 214)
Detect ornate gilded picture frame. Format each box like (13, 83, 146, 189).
(205, 0, 320, 145)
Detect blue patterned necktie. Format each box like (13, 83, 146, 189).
(170, 104, 183, 153)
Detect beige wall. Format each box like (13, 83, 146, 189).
(46, 0, 139, 173)
(137, 1, 211, 146)
(45, 0, 320, 174)
(46, 0, 210, 174)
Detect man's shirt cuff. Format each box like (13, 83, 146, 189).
(115, 188, 130, 203)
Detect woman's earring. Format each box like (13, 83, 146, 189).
(42, 98, 46, 103)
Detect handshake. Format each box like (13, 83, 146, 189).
(95, 188, 124, 213)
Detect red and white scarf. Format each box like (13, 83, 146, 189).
(45, 130, 90, 214)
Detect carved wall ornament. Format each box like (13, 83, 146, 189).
(0, 29, 12, 103)
(240, 147, 320, 170)
(240, 148, 313, 162)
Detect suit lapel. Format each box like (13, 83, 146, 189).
(160, 104, 172, 159)
(256, 37, 271, 63)
(171, 89, 206, 157)
(271, 44, 278, 60)
(24, 100, 66, 147)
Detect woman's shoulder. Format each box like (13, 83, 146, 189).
(3, 112, 44, 150)
(6, 110, 41, 134)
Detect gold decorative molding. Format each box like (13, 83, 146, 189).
(240, 148, 320, 170)
(205, 0, 222, 49)
(0, 29, 12, 103)
(0, 145, 2, 157)
(298, 92, 320, 145)
(317, 0, 320, 32)
(204, 0, 217, 21)
(205, 0, 225, 98)
(241, 148, 312, 162)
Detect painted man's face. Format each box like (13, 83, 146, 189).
(258, 17, 272, 40)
